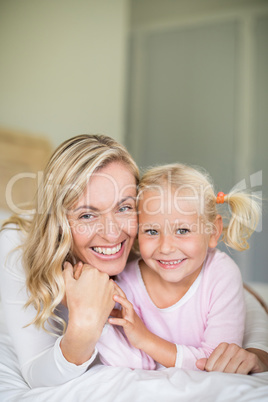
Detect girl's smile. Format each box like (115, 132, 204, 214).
(138, 188, 220, 288)
(157, 258, 187, 269)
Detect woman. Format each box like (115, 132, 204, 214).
(0, 134, 267, 388)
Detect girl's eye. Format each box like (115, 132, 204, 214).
(118, 205, 133, 213)
(176, 228, 189, 235)
(145, 229, 158, 236)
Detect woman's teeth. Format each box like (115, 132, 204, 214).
(93, 243, 122, 255)
(159, 259, 183, 265)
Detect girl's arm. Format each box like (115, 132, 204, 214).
(97, 322, 157, 370)
(108, 285, 177, 368)
(109, 256, 246, 370)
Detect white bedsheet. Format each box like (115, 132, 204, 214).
(0, 306, 267, 401)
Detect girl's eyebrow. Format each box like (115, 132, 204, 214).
(73, 196, 136, 213)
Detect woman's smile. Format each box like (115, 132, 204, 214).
(90, 240, 126, 260)
(92, 241, 123, 255)
(68, 161, 138, 276)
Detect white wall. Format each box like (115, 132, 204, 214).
(0, 0, 130, 147)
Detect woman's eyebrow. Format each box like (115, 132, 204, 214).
(73, 196, 136, 213)
(73, 205, 99, 213)
(117, 196, 136, 205)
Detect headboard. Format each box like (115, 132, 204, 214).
(0, 128, 52, 214)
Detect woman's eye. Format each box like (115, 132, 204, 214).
(118, 205, 133, 213)
(145, 229, 158, 236)
(176, 228, 189, 235)
(80, 213, 95, 220)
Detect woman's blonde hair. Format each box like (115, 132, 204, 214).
(138, 163, 261, 251)
(2, 134, 139, 332)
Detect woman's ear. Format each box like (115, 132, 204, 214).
(208, 215, 223, 248)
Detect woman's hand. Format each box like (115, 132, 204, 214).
(196, 343, 268, 374)
(63, 261, 116, 333)
(60, 261, 117, 365)
(60, 261, 83, 307)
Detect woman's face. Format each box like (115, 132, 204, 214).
(67, 161, 138, 276)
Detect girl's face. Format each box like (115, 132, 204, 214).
(138, 188, 219, 286)
(68, 161, 138, 276)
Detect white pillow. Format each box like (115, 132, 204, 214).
(248, 282, 268, 304)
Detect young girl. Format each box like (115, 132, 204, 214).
(97, 163, 261, 371)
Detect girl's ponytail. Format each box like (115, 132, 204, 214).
(219, 192, 261, 251)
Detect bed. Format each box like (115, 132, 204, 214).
(0, 305, 268, 402)
(0, 129, 268, 401)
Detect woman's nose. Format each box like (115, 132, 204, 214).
(99, 214, 121, 242)
(158, 234, 176, 254)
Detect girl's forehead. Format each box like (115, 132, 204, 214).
(139, 188, 201, 215)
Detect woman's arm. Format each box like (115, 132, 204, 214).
(60, 262, 116, 365)
(0, 229, 115, 387)
(195, 343, 268, 374)
(196, 287, 268, 374)
(246, 348, 268, 372)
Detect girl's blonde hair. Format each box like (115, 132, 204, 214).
(2, 134, 139, 332)
(138, 163, 261, 251)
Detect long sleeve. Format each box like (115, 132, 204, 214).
(97, 323, 156, 370)
(0, 227, 97, 387)
(113, 253, 246, 372)
(174, 253, 246, 370)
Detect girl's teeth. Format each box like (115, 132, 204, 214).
(93, 243, 122, 255)
(160, 259, 183, 265)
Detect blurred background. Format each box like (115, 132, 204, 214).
(0, 0, 267, 285)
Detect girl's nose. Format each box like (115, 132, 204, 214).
(158, 234, 176, 254)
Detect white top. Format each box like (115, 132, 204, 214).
(0, 225, 97, 387)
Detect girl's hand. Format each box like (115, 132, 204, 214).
(196, 343, 268, 374)
(108, 283, 149, 350)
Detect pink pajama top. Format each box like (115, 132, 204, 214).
(98, 248, 246, 370)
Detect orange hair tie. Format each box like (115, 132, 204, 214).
(216, 192, 226, 204)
